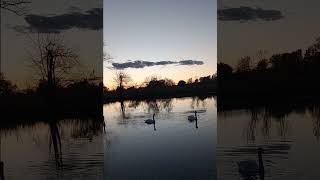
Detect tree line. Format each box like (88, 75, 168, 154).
(104, 72, 216, 102)
(218, 37, 320, 97)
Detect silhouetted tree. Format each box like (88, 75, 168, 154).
(304, 37, 320, 70)
(236, 56, 251, 72)
(0, 73, 17, 95)
(28, 34, 79, 91)
(113, 71, 131, 91)
(270, 49, 303, 73)
(164, 78, 175, 86)
(178, 80, 186, 86)
(200, 76, 211, 83)
(217, 63, 233, 79)
(305, 37, 320, 58)
(256, 59, 269, 71)
(255, 50, 269, 71)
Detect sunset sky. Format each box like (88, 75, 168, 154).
(218, 0, 320, 66)
(103, 0, 217, 89)
(1, 0, 102, 88)
(4, 0, 318, 89)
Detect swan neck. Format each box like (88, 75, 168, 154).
(258, 151, 264, 171)
(258, 152, 264, 179)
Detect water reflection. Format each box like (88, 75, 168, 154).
(48, 121, 63, 168)
(0, 116, 104, 180)
(218, 103, 320, 179)
(104, 96, 216, 180)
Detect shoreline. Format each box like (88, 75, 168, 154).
(103, 92, 216, 103)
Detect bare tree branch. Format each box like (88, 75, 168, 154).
(113, 71, 131, 90)
(26, 33, 79, 88)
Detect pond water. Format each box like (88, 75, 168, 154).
(218, 105, 320, 180)
(103, 97, 216, 180)
(1, 118, 104, 180)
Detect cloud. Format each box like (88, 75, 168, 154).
(179, 60, 204, 65)
(218, 6, 284, 21)
(15, 8, 102, 33)
(112, 60, 204, 70)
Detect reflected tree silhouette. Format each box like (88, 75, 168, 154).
(225, 103, 320, 143)
(146, 101, 160, 114)
(277, 117, 289, 138)
(120, 101, 127, 119)
(265, 106, 290, 138)
(128, 101, 142, 109)
(161, 99, 173, 113)
(70, 118, 104, 140)
(190, 96, 207, 110)
(48, 120, 63, 168)
(309, 106, 320, 140)
(243, 106, 291, 142)
(245, 109, 259, 142)
(261, 110, 272, 139)
(144, 99, 173, 114)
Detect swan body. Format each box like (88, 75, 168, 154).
(145, 119, 155, 124)
(145, 114, 155, 124)
(238, 148, 264, 179)
(188, 111, 197, 121)
(238, 160, 259, 177)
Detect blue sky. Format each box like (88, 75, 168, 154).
(104, 0, 217, 88)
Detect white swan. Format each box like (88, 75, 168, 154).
(145, 114, 155, 124)
(188, 111, 197, 121)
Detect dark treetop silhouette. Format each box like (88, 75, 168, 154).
(218, 37, 320, 108)
(104, 72, 216, 102)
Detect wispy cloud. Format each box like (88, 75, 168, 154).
(13, 7, 102, 33)
(112, 60, 204, 70)
(218, 6, 284, 22)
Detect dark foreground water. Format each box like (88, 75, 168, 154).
(103, 97, 216, 180)
(1, 118, 104, 180)
(218, 105, 320, 180)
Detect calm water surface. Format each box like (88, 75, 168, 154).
(103, 97, 216, 180)
(1, 118, 104, 180)
(218, 105, 320, 180)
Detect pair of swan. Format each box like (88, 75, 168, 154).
(144, 111, 199, 129)
(145, 111, 198, 122)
